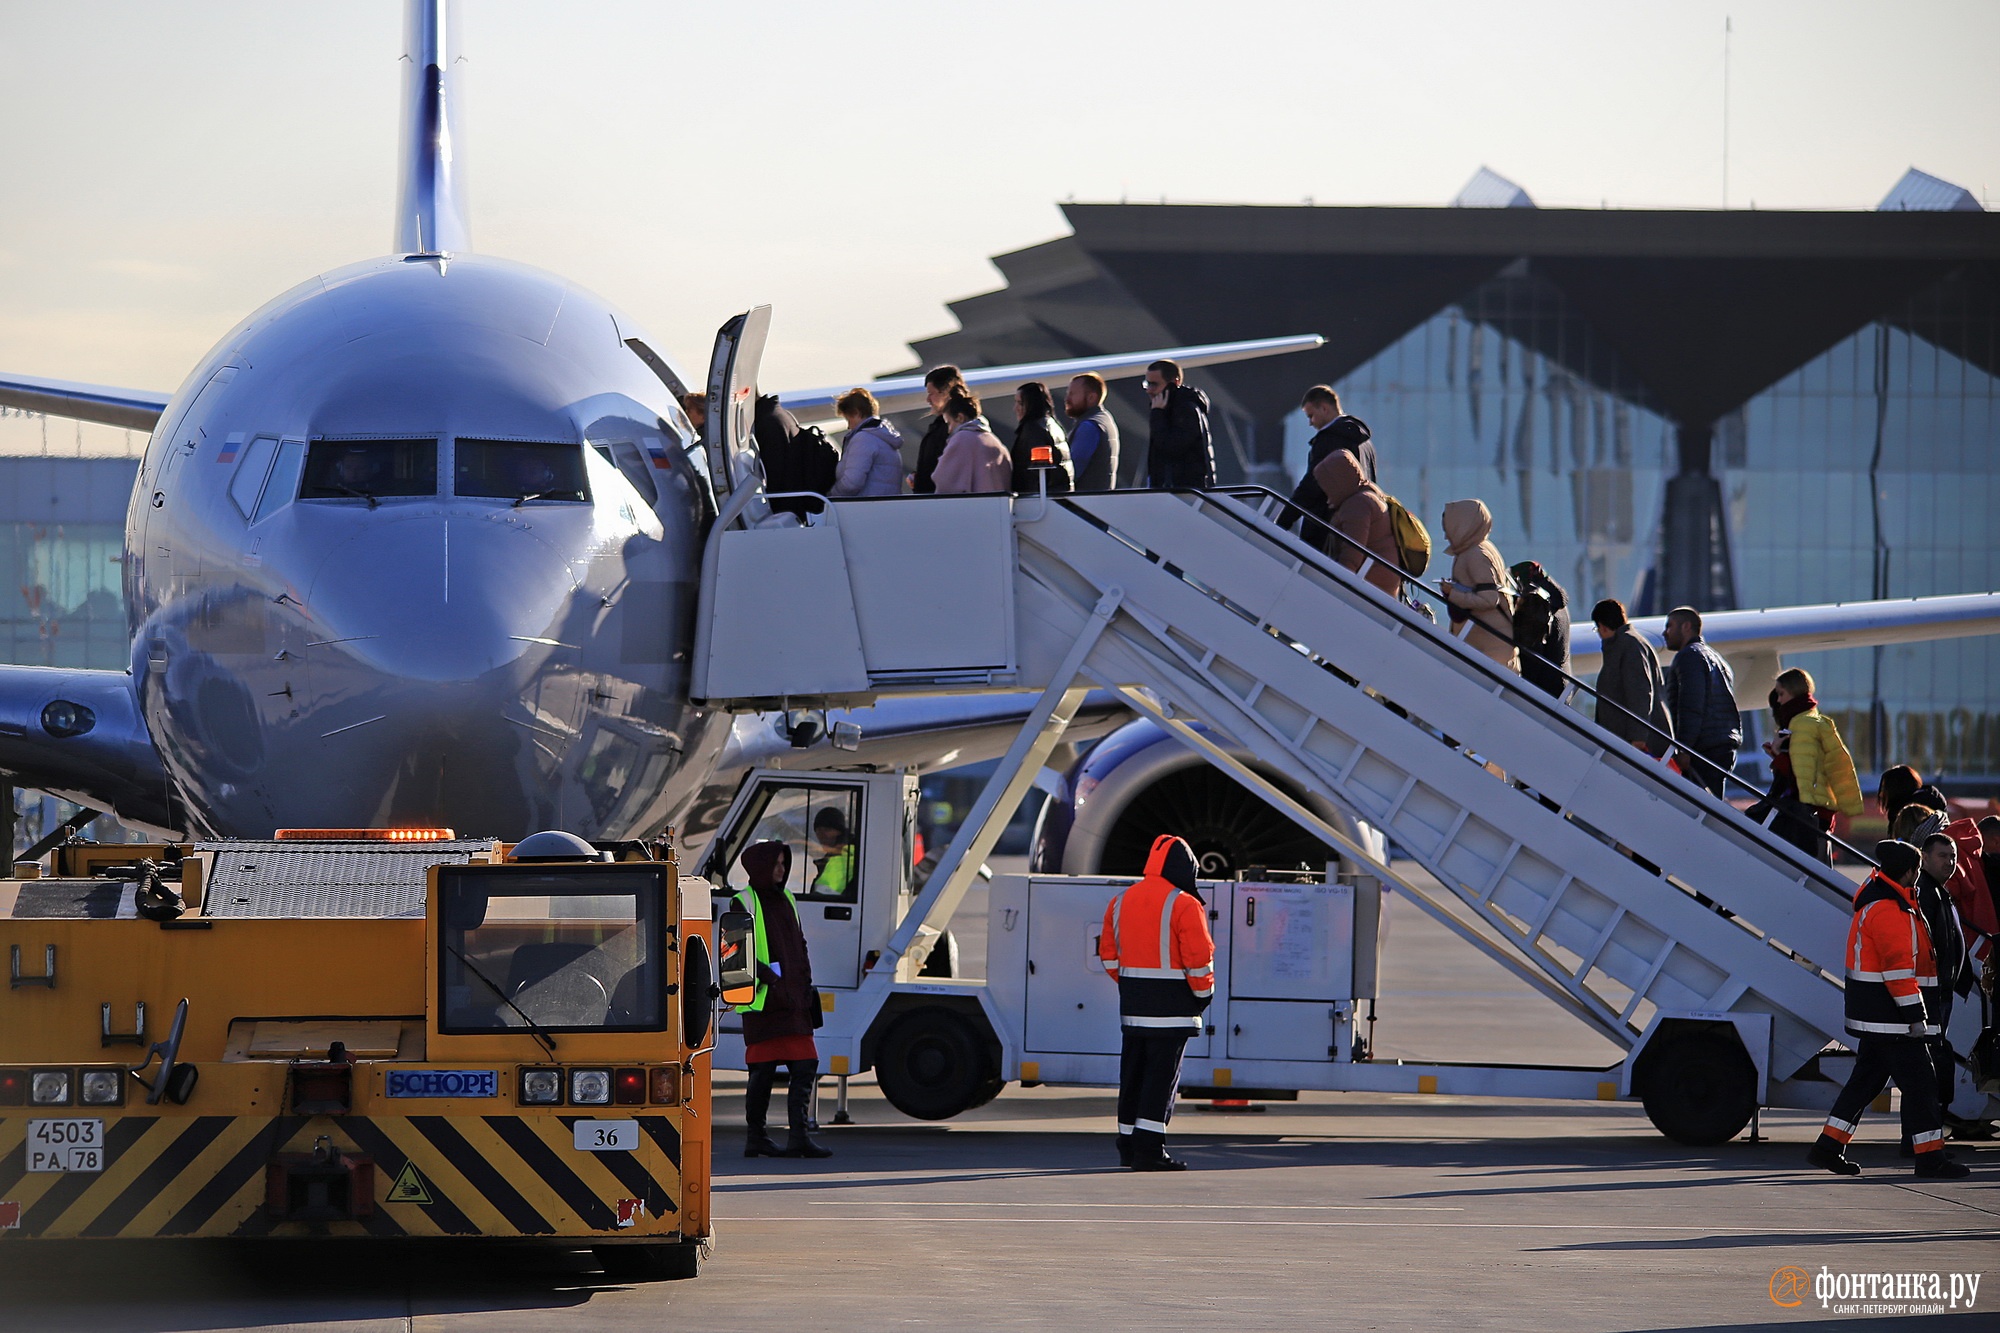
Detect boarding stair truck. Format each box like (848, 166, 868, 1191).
(0, 831, 720, 1279)
(687, 475, 2000, 1144)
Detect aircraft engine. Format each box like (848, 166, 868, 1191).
(1030, 718, 1357, 878)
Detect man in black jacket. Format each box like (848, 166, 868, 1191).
(1143, 360, 1214, 490)
(910, 365, 967, 495)
(1662, 607, 1742, 798)
(1289, 385, 1378, 530)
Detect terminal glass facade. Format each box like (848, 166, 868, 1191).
(1726, 318, 2000, 780)
(1312, 284, 2000, 784)
(0, 458, 134, 670)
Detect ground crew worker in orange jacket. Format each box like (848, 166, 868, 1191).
(1808, 840, 1971, 1180)
(1099, 834, 1216, 1171)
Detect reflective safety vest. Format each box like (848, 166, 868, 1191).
(812, 847, 855, 897)
(1098, 836, 1217, 1029)
(1844, 871, 1938, 1038)
(729, 887, 797, 1014)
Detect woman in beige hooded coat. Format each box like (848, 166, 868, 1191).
(1440, 499, 1517, 670)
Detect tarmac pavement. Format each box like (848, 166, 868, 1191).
(4, 883, 1993, 1331)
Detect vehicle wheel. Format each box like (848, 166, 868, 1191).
(595, 1241, 701, 1282)
(1639, 1032, 1757, 1146)
(875, 1008, 992, 1121)
(918, 928, 958, 978)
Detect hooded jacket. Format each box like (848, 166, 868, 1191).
(1067, 403, 1120, 491)
(1010, 412, 1074, 493)
(930, 418, 1013, 494)
(1441, 499, 1517, 668)
(733, 841, 820, 1046)
(1290, 415, 1379, 526)
(1098, 835, 1216, 1028)
(1313, 450, 1401, 596)
(1844, 862, 1938, 1039)
(832, 417, 907, 497)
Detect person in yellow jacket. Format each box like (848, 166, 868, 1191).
(1778, 668, 1863, 863)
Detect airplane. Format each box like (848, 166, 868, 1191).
(2, 2, 1996, 869)
(0, 1, 1318, 849)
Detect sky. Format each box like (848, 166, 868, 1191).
(2, 0, 1995, 455)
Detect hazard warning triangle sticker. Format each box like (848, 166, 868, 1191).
(387, 1162, 433, 1205)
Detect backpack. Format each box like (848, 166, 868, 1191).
(791, 423, 839, 496)
(1383, 494, 1431, 578)
(1508, 560, 1565, 656)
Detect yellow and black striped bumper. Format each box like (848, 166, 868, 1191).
(0, 1113, 687, 1240)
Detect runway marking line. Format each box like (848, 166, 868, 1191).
(805, 1201, 1463, 1212)
(739, 1216, 2000, 1235)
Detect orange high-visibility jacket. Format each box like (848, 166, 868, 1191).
(1844, 870, 1939, 1038)
(1099, 835, 1216, 1027)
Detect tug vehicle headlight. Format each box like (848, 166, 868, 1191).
(569, 1068, 612, 1105)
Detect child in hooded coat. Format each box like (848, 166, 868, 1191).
(1440, 499, 1517, 670)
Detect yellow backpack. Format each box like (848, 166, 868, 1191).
(1384, 494, 1432, 577)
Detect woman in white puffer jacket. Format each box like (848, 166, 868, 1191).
(832, 387, 909, 497)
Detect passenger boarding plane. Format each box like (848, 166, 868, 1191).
(1, 2, 1995, 854)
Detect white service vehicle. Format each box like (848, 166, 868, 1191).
(700, 765, 1758, 1144)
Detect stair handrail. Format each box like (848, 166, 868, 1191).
(1160, 484, 1882, 873)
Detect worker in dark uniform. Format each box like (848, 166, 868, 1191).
(1098, 834, 1215, 1171)
(1915, 831, 1972, 1142)
(1808, 840, 1970, 1179)
(732, 840, 831, 1159)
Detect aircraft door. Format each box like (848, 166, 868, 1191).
(704, 776, 866, 989)
(704, 306, 771, 508)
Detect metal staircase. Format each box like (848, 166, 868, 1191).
(694, 485, 1862, 1092)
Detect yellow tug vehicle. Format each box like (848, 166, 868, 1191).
(0, 827, 717, 1280)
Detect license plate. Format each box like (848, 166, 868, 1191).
(573, 1119, 638, 1152)
(28, 1119, 104, 1173)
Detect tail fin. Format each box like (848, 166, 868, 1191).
(394, 0, 470, 254)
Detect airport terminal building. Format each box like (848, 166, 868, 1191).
(909, 169, 2000, 784)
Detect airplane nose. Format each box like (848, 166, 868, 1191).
(306, 514, 580, 683)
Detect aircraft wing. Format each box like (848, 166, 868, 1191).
(1569, 591, 2000, 707)
(773, 334, 1326, 419)
(0, 372, 172, 431)
(0, 666, 183, 837)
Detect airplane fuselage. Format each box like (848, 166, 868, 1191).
(126, 252, 729, 839)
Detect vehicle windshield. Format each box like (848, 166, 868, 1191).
(299, 438, 438, 501)
(437, 867, 666, 1033)
(455, 439, 590, 502)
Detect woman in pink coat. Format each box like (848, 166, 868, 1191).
(929, 393, 1012, 495)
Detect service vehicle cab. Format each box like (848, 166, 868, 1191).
(0, 829, 716, 1279)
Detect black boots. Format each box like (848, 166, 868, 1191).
(1116, 1134, 1133, 1168)
(745, 1059, 832, 1160)
(783, 1061, 831, 1158)
(1806, 1136, 1860, 1176)
(1914, 1151, 1972, 1179)
(1127, 1128, 1188, 1171)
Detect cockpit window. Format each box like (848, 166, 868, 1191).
(300, 439, 438, 502)
(454, 439, 590, 503)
